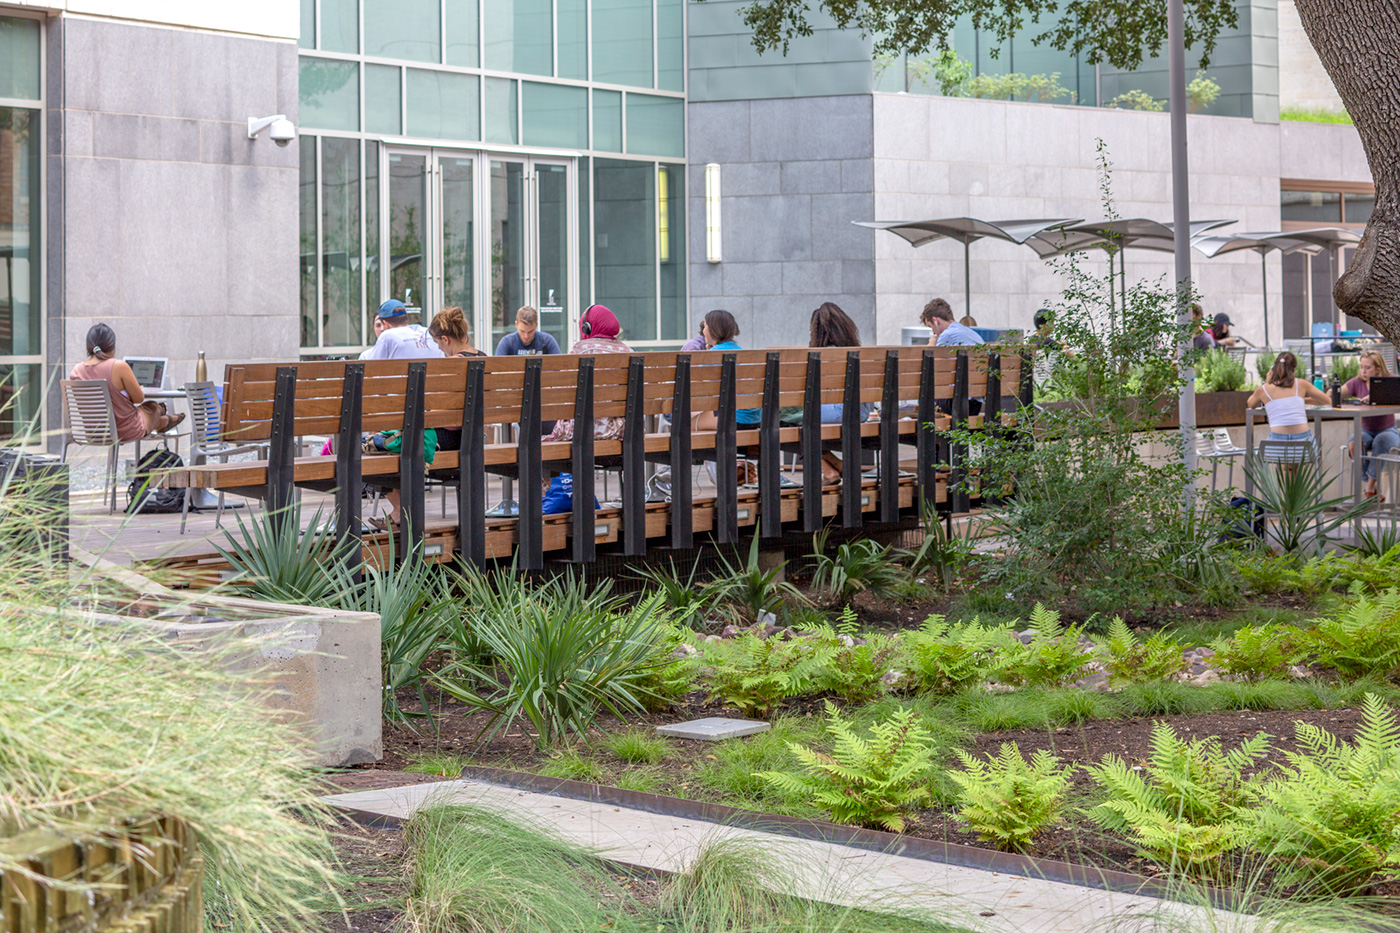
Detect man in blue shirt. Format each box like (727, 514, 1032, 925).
(494, 306, 562, 356)
(922, 298, 985, 347)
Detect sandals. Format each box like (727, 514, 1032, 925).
(367, 515, 400, 532)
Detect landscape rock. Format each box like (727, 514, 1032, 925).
(1191, 670, 1221, 686)
(1017, 629, 1035, 645)
(720, 624, 744, 639)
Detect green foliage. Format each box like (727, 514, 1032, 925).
(213, 503, 353, 605)
(902, 615, 1016, 693)
(1089, 723, 1269, 876)
(818, 632, 904, 705)
(809, 528, 909, 605)
(706, 533, 807, 622)
(999, 605, 1093, 688)
(1211, 624, 1302, 682)
(1231, 551, 1307, 596)
(1245, 694, 1400, 891)
(1348, 527, 1400, 560)
(1256, 349, 1277, 385)
(904, 502, 975, 591)
(1194, 349, 1247, 393)
(759, 703, 936, 832)
(704, 632, 835, 717)
(1244, 454, 1376, 555)
(603, 729, 670, 765)
(874, 48, 971, 96)
(950, 743, 1075, 852)
(1094, 617, 1187, 686)
(1304, 590, 1400, 681)
(1187, 71, 1222, 111)
(538, 746, 607, 783)
(1105, 89, 1164, 111)
(437, 570, 673, 747)
(405, 753, 467, 777)
(963, 70, 1073, 103)
(690, 716, 821, 810)
(1281, 106, 1354, 125)
(1331, 357, 1360, 384)
(634, 559, 718, 630)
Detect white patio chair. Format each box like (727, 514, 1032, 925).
(181, 381, 269, 533)
(1196, 429, 1243, 493)
(60, 379, 181, 513)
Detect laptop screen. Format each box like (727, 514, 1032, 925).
(127, 358, 166, 389)
(1369, 376, 1400, 406)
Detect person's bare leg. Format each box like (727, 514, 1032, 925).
(384, 489, 401, 525)
(693, 411, 718, 431)
(821, 453, 842, 483)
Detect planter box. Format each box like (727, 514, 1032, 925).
(89, 588, 382, 767)
(1154, 390, 1251, 429)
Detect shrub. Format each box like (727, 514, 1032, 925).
(950, 743, 1075, 852)
(1195, 349, 1247, 393)
(1304, 590, 1400, 681)
(634, 559, 719, 629)
(705, 533, 806, 622)
(809, 528, 908, 605)
(1089, 723, 1269, 877)
(1211, 624, 1303, 682)
(901, 615, 1016, 693)
(1094, 617, 1187, 686)
(603, 729, 670, 764)
(999, 605, 1093, 688)
(704, 633, 835, 717)
(759, 702, 936, 832)
(1187, 71, 1221, 112)
(1245, 694, 1400, 891)
(437, 572, 673, 747)
(963, 70, 1073, 103)
(1106, 89, 1164, 111)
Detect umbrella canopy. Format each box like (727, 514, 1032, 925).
(1232, 227, 1362, 343)
(1191, 233, 1321, 348)
(1026, 218, 1234, 259)
(855, 217, 1081, 318)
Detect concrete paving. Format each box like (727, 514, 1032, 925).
(323, 779, 1256, 933)
(655, 716, 771, 740)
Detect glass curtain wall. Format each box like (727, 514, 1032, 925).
(0, 15, 42, 440)
(299, 0, 687, 352)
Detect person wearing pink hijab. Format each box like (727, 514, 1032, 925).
(547, 304, 633, 442)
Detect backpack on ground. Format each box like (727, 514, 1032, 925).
(126, 448, 186, 514)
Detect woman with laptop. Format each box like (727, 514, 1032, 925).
(1341, 350, 1400, 500)
(68, 323, 185, 441)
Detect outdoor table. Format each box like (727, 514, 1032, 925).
(1243, 404, 1400, 508)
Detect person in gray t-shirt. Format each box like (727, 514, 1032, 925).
(495, 305, 561, 356)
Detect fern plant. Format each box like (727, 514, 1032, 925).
(1304, 589, 1400, 681)
(1093, 617, 1186, 686)
(949, 744, 1075, 852)
(901, 615, 1016, 694)
(1244, 693, 1400, 891)
(809, 529, 909, 606)
(819, 634, 903, 705)
(1088, 723, 1270, 877)
(758, 702, 936, 832)
(999, 605, 1093, 688)
(1210, 624, 1302, 682)
(704, 633, 834, 717)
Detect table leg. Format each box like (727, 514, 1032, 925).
(1244, 410, 1255, 497)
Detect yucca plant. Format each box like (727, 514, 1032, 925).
(703, 531, 806, 622)
(808, 527, 909, 606)
(903, 500, 976, 591)
(213, 501, 353, 605)
(1347, 526, 1400, 560)
(1243, 454, 1375, 555)
(634, 558, 720, 629)
(950, 743, 1076, 852)
(759, 702, 936, 832)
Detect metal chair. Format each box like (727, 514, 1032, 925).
(1258, 437, 1319, 466)
(181, 381, 268, 533)
(60, 379, 176, 514)
(1197, 428, 1245, 492)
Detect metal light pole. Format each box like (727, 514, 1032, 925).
(1168, 0, 1197, 482)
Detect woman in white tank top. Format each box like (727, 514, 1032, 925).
(1247, 351, 1330, 457)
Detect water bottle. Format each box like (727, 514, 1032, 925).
(195, 350, 207, 383)
(1331, 375, 1342, 408)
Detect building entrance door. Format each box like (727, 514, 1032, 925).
(487, 157, 574, 353)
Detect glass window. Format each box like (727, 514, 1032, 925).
(388, 152, 429, 313)
(299, 0, 315, 50)
(522, 82, 586, 149)
(1281, 190, 1341, 224)
(321, 0, 358, 53)
(577, 156, 591, 308)
(0, 108, 41, 359)
(299, 59, 359, 132)
(657, 0, 684, 92)
(593, 89, 622, 152)
(299, 139, 318, 347)
(0, 364, 40, 441)
(1345, 192, 1375, 225)
(485, 78, 519, 145)
(0, 17, 41, 101)
(658, 164, 686, 340)
(445, 0, 479, 67)
(365, 64, 402, 135)
(322, 137, 363, 347)
(594, 158, 656, 342)
(364, 0, 441, 63)
(440, 155, 475, 314)
(593, 0, 653, 88)
(406, 69, 478, 139)
(625, 94, 684, 157)
(366, 141, 381, 313)
(485, 0, 553, 76)
(557, 0, 587, 80)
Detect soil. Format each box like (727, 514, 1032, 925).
(318, 820, 405, 933)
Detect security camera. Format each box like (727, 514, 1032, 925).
(248, 114, 297, 147)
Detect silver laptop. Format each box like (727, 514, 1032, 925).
(126, 357, 168, 389)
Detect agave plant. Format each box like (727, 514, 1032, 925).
(703, 531, 806, 622)
(1243, 454, 1375, 555)
(213, 501, 353, 606)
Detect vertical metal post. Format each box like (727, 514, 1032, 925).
(982, 352, 1003, 506)
(622, 356, 647, 556)
(266, 366, 297, 538)
(669, 355, 693, 549)
(950, 352, 970, 514)
(840, 351, 862, 528)
(1260, 249, 1271, 349)
(878, 351, 899, 523)
(335, 363, 364, 575)
(459, 359, 486, 568)
(916, 350, 938, 510)
(571, 357, 596, 563)
(801, 352, 823, 532)
(715, 353, 739, 543)
(398, 362, 427, 565)
(1169, 0, 1197, 482)
(759, 352, 782, 536)
(518, 357, 544, 570)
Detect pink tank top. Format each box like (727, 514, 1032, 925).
(69, 358, 147, 441)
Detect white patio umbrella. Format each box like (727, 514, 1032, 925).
(1192, 232, 1322, 348)
(1235, 227, 1362, 337)
(854, 217, 1081, 318)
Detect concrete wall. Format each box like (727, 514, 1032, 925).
(1277, 0, 1344, 113)
(871, 94, 1294, 347)
(48, 14, 300, 415)
(686, 95, 875, 347)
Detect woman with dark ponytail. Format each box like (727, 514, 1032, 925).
(68, 323, 185, 440)
(1246, 350, 1330, 462)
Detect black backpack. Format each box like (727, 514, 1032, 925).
(1222, 495, 1265, 543)
(127, 448, 186, 514)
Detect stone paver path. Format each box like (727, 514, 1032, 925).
(324, 779, 1255, 933)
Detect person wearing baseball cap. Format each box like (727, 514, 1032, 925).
(1211, 312, 1239, 348)
(358, 299, 445, 360)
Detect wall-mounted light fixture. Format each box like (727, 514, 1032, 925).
(247, 114, 297, 147)
(705, 163, 722, 263)
(658, 167, 670, 263)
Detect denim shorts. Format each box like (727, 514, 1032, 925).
(1264, 431, 1318, 463)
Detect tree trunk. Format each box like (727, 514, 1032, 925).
(1292, 1, 1400, 345)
